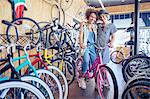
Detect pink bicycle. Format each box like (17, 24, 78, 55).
(76, 46, 118, 99)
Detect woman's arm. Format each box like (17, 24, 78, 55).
(79, 22, 85, 49)
(108, 24, 117, 48)
(108, 33, 115, 48)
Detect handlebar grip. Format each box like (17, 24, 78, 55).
(0, 58, 8, 62)
(25, 32, 32, 35)
(2, 20, 12, 26)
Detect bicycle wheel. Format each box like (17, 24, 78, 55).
(30, 69, 63, 99)
(121, 58, 128, 67)
(32, 58, 68, 99)
(47, 66, 68, 99)
(110, 51, 124, 64)
(125, 77, 150, 99)
(122, 55, 150, 82)
(0, 80, 45, 99)
(51, 4, 60, 23)
(126, 76, 150, 88)
(122, 81, 150, 99)
(6, 17, 41, 45)
(59, 7, 65, 26)
(51, 58, 75, 85)
(75, 56, 83, 82)
(59, 0, 73, 11)
(20, 75, 54, 99)
(96, 66, 118, 99)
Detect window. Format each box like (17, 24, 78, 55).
(120, 14, 124, 19)
(115, 15, 119, 19)
(125, 14, 130, 19)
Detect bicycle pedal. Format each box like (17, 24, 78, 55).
(85, 78, 89, 82)
(103, 83, 110, 88)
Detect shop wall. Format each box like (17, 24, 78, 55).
(0, 0, 87, 35)
(0, 0, 12, 34)
(0, 0, 87, 75)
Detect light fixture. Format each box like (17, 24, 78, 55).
(97, 0, 105, 9)
(121, 0, 125, 2)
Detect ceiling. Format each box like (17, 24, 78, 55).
(84, 0, 150, 7)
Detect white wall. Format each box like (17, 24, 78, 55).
(113, 18, 145, 29)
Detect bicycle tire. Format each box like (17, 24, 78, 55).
(60, 8, 66, 26)
(20, 75, 54, 99)
(30, 69, 63, 99)
(51, 4, 60, 23)
(123, 54, 150, 68)
(75, 57, 83, 83)
(126, 77, 150, 88)
(125, 77, 150, 99)
(6, 17, 42, 45)
(47, 66, 68, 99)
(122, 81, 150, 99)
(110, 51, 124, 64)
(96, 66, 118, 99)
(65, 54, 76, 67)
(122, 54, 150, 82)
(0, 80, 45, 99)
(121, 58, 128, 67)
(60, 0, 73, 11)
(30, 53, 68, 99)
(51, 58, 75, 85)
(59, 7, 65, 26)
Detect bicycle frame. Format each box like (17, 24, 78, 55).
(43, 48, 65, 71)
(117, 46, 132, 59)
(28, 49, 52, 70)
(76, 50, 111, 99)
(0, 54, 55, 99)
(28, 47, 69, 99)
(12, 53, 38, 77)
(79, 55, 106, 79)
(0, 52, 38, 81)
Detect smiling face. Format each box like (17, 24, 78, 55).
(99, 14, 109, 23)
(87, 13, 97, 24)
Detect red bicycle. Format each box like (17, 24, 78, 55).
(26, 43, 68, 99)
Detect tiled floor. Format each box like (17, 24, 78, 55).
(68, 61, 126, 99)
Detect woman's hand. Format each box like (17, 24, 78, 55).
(108, 42, 113, 48)
(80, 43, 86, 49)
(80, 21, 85, 28)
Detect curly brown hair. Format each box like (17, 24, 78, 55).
(85, 8, 97, 20)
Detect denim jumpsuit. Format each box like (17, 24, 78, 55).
(82, 31, 97, 73)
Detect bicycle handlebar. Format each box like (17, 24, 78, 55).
(0, 58, 8, 62)
(1, 20, 12, 26)
(94, 44, 105, 50)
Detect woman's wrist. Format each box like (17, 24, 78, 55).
(80, 43, 85, 49)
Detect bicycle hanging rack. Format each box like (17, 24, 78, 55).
(0, 34, 38, 46)
(0, 34, 7, 45)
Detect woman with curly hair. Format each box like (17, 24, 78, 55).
(78, 8, 97, 89)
